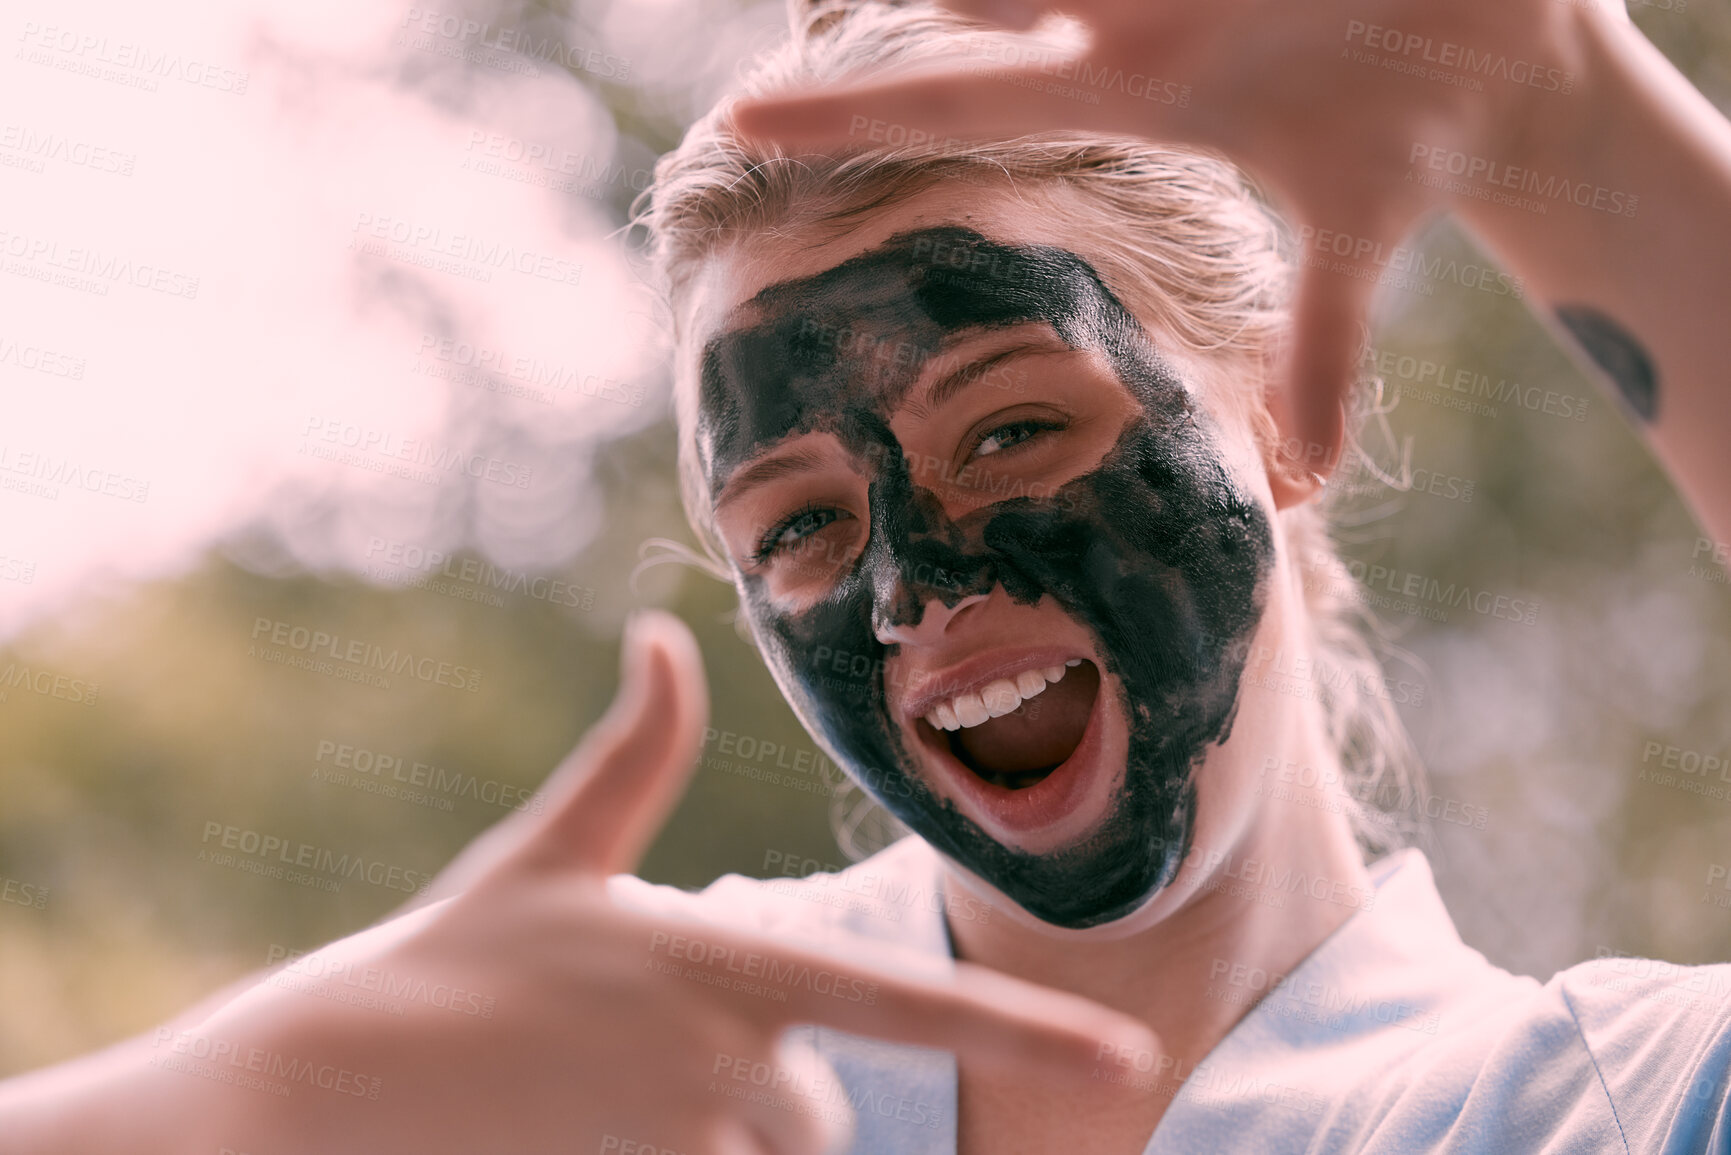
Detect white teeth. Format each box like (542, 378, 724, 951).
(981, 678, 1021, 718)
(952, 692, 991, 728)
(920, 660, 1087, 732)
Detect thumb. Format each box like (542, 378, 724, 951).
(414, 611, 709, 902)
(527, 609, 710, 877)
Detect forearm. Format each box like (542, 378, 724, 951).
(0, 1035, 222, 1154)
(1453, 5, 1731, 542)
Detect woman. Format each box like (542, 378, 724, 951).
(4, 0, 1729, 1151)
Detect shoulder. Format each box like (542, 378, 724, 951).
(1349, 954, 1731, 1153)
(1546, 955, 1731, 1152)
(1173, 851, 1731, 1153)
(1551, 953, 1731, 1041)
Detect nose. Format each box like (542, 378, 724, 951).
(874, 592, 988, 647)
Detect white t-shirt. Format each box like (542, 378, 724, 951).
(610, 839, 1731, 1154)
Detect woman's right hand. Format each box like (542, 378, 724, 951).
(11, 611, 1157, 1155)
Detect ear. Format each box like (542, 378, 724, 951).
(1254, 345, 1346, 511)
(1266, 446, 1335, 511)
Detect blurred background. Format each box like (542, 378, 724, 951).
(2, 0, 1730, 1074)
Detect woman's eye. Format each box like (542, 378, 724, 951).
(753, 505, 852, 562)
(970, 418, 1062, 459)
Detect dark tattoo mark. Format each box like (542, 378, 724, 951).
(1556, 305, 1658, 422)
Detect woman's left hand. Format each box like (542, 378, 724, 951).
(732, 0, 1612, 476)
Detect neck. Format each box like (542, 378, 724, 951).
(940, 605, 1374, 1095)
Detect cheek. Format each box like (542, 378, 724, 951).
(1194, 395, 1276, 510)
(1183, 587, 1305, 840)
(740, 579, 881, 709)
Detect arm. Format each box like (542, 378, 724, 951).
(0, 614, 1154, 1155)
(1456, 7, 1731, 542)
(0, 1039, 216, 1155)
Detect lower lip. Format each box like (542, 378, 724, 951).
(916, 672, 1109, 839)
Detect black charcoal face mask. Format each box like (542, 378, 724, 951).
(699, 226, 1274, 929)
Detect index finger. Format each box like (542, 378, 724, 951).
(731, 60, 1182, 152)
(658, 923, 1159, 1089)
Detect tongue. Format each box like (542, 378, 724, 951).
(952, 662, 1099, 777)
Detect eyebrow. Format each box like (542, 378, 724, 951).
(713, 444, 833, 514)
(917, 334, 1074, 413)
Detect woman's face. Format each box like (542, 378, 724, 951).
(690, 184, 1284, 930)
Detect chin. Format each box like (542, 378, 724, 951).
(932, 846, 1196, 942)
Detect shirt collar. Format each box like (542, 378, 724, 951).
(1148, 847, 1535, 1151)
(802, 842, 1521, 1154)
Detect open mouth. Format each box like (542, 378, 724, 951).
(917, 660, 1102, 791)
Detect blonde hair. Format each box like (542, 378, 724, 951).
(632, 0, 1426, 856)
